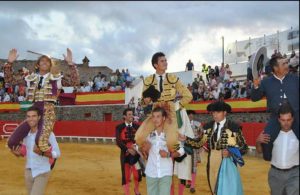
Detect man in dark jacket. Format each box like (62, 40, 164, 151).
(251, 56, 299, 161)
(116, 108, 142, 195)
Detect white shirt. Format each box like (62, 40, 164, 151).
(38, 73, 50, 87)
(213, 118, 226, 141)
(3, 94, 10, 102)
(155, 73, 166, 91)
(18, 96, 25, 102)
(24, 131, 61, 178)
(145, 130, 184, 178)
(271, 130, 299, 169)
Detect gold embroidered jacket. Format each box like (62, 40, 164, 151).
(143, 73, 192, 107)
(185, 120, 248, 155)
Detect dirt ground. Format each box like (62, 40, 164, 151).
(0, 140, 270, 195)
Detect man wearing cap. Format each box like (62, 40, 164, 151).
(251, 55, 299, 161)
(116, 108, 142, 195)
(180, 101, 248, 195)
(135, 52, 192, 152)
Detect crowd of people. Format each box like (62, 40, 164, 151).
(0, 65, 135, 103)
(185, 49, 299, 102)
(78, 69, 135, 93)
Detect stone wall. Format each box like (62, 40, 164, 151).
(0, 105, 127, 121)
(0, 104, 270, 123)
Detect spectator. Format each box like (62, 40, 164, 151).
(214, 65, 220, 77)
(208, 65, 215, 79)
(201, 64, 209, 83)
(128, 97, 135, 109)
(3, 92, 11, 102)
(238, 84, 247, 98)
(192, 78, 199, 101)
(224, 87, 231, 99)
(186, 59, 194, 71)
(224, 64, 232, 81)
(211, 87, 220, 100)
(219, 63, 226, 81)
(18, 93, 25, 102)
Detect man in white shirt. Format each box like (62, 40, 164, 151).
(3, 92, 11, 102)
(140, 107, 184, 195)
(11, 106, 61, 195)
(256, 103, 299, 195)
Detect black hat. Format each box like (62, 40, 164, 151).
(142, 85, 161, 102)
(186, 110, 196, 115)
(207, 101, 231, 113)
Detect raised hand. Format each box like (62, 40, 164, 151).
(253, 78, 261, 88)
(7, 48, 19, 63)
(63, 48, 74, 65)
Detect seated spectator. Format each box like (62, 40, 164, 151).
(18, 93, 25, 102)
(3, 92, 11, 102)
(224, 87, 231, 99)
(238, 84, 247, 98)
(211, 87, 220, 100)
(208, 65, 215, 78)
(231, 86, 238, 99)
(209, 75, 217, 88)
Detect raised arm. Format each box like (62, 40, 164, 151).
(3, 48, 19, 85)
(250, 78, 265, 102)
(62, 48, 80, 87)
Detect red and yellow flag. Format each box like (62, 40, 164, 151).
(185, 98, 267, 113)
(0, 102, 20, 112)
(75, 91, 125, 105)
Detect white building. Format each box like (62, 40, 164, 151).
(224, 26, 299, 78)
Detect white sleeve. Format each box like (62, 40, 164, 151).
(177, 142, 185, 156)
(49, 133, 61, 158)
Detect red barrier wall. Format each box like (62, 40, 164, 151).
(0, 120, 266, 147)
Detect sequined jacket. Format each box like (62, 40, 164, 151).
(185, 119, 248, 155)
(143, 73, 192, 107)
(3, 62, 80, 103)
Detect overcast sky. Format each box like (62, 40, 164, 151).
(0, 1, 298, 76)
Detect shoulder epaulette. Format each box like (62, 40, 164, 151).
(166, 73, 179, 84)
(143, 74, 155, 86)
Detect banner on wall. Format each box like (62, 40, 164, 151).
(185, 98, 267, 113)
(0, 102, 20, 112)
(75, 91, 125, 105)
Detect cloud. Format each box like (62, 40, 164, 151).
(0, 1, 298, 76)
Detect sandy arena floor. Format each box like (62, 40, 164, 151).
(0, 140, 270, 195)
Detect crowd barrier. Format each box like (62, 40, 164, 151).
(0, 120, 266, 147)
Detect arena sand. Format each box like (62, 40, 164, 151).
(0, 140, 270, 195)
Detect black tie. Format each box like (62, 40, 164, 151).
(159, 75, 163, 92)
(38, 76, 44, 90)
(213, 122, 220, 142)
